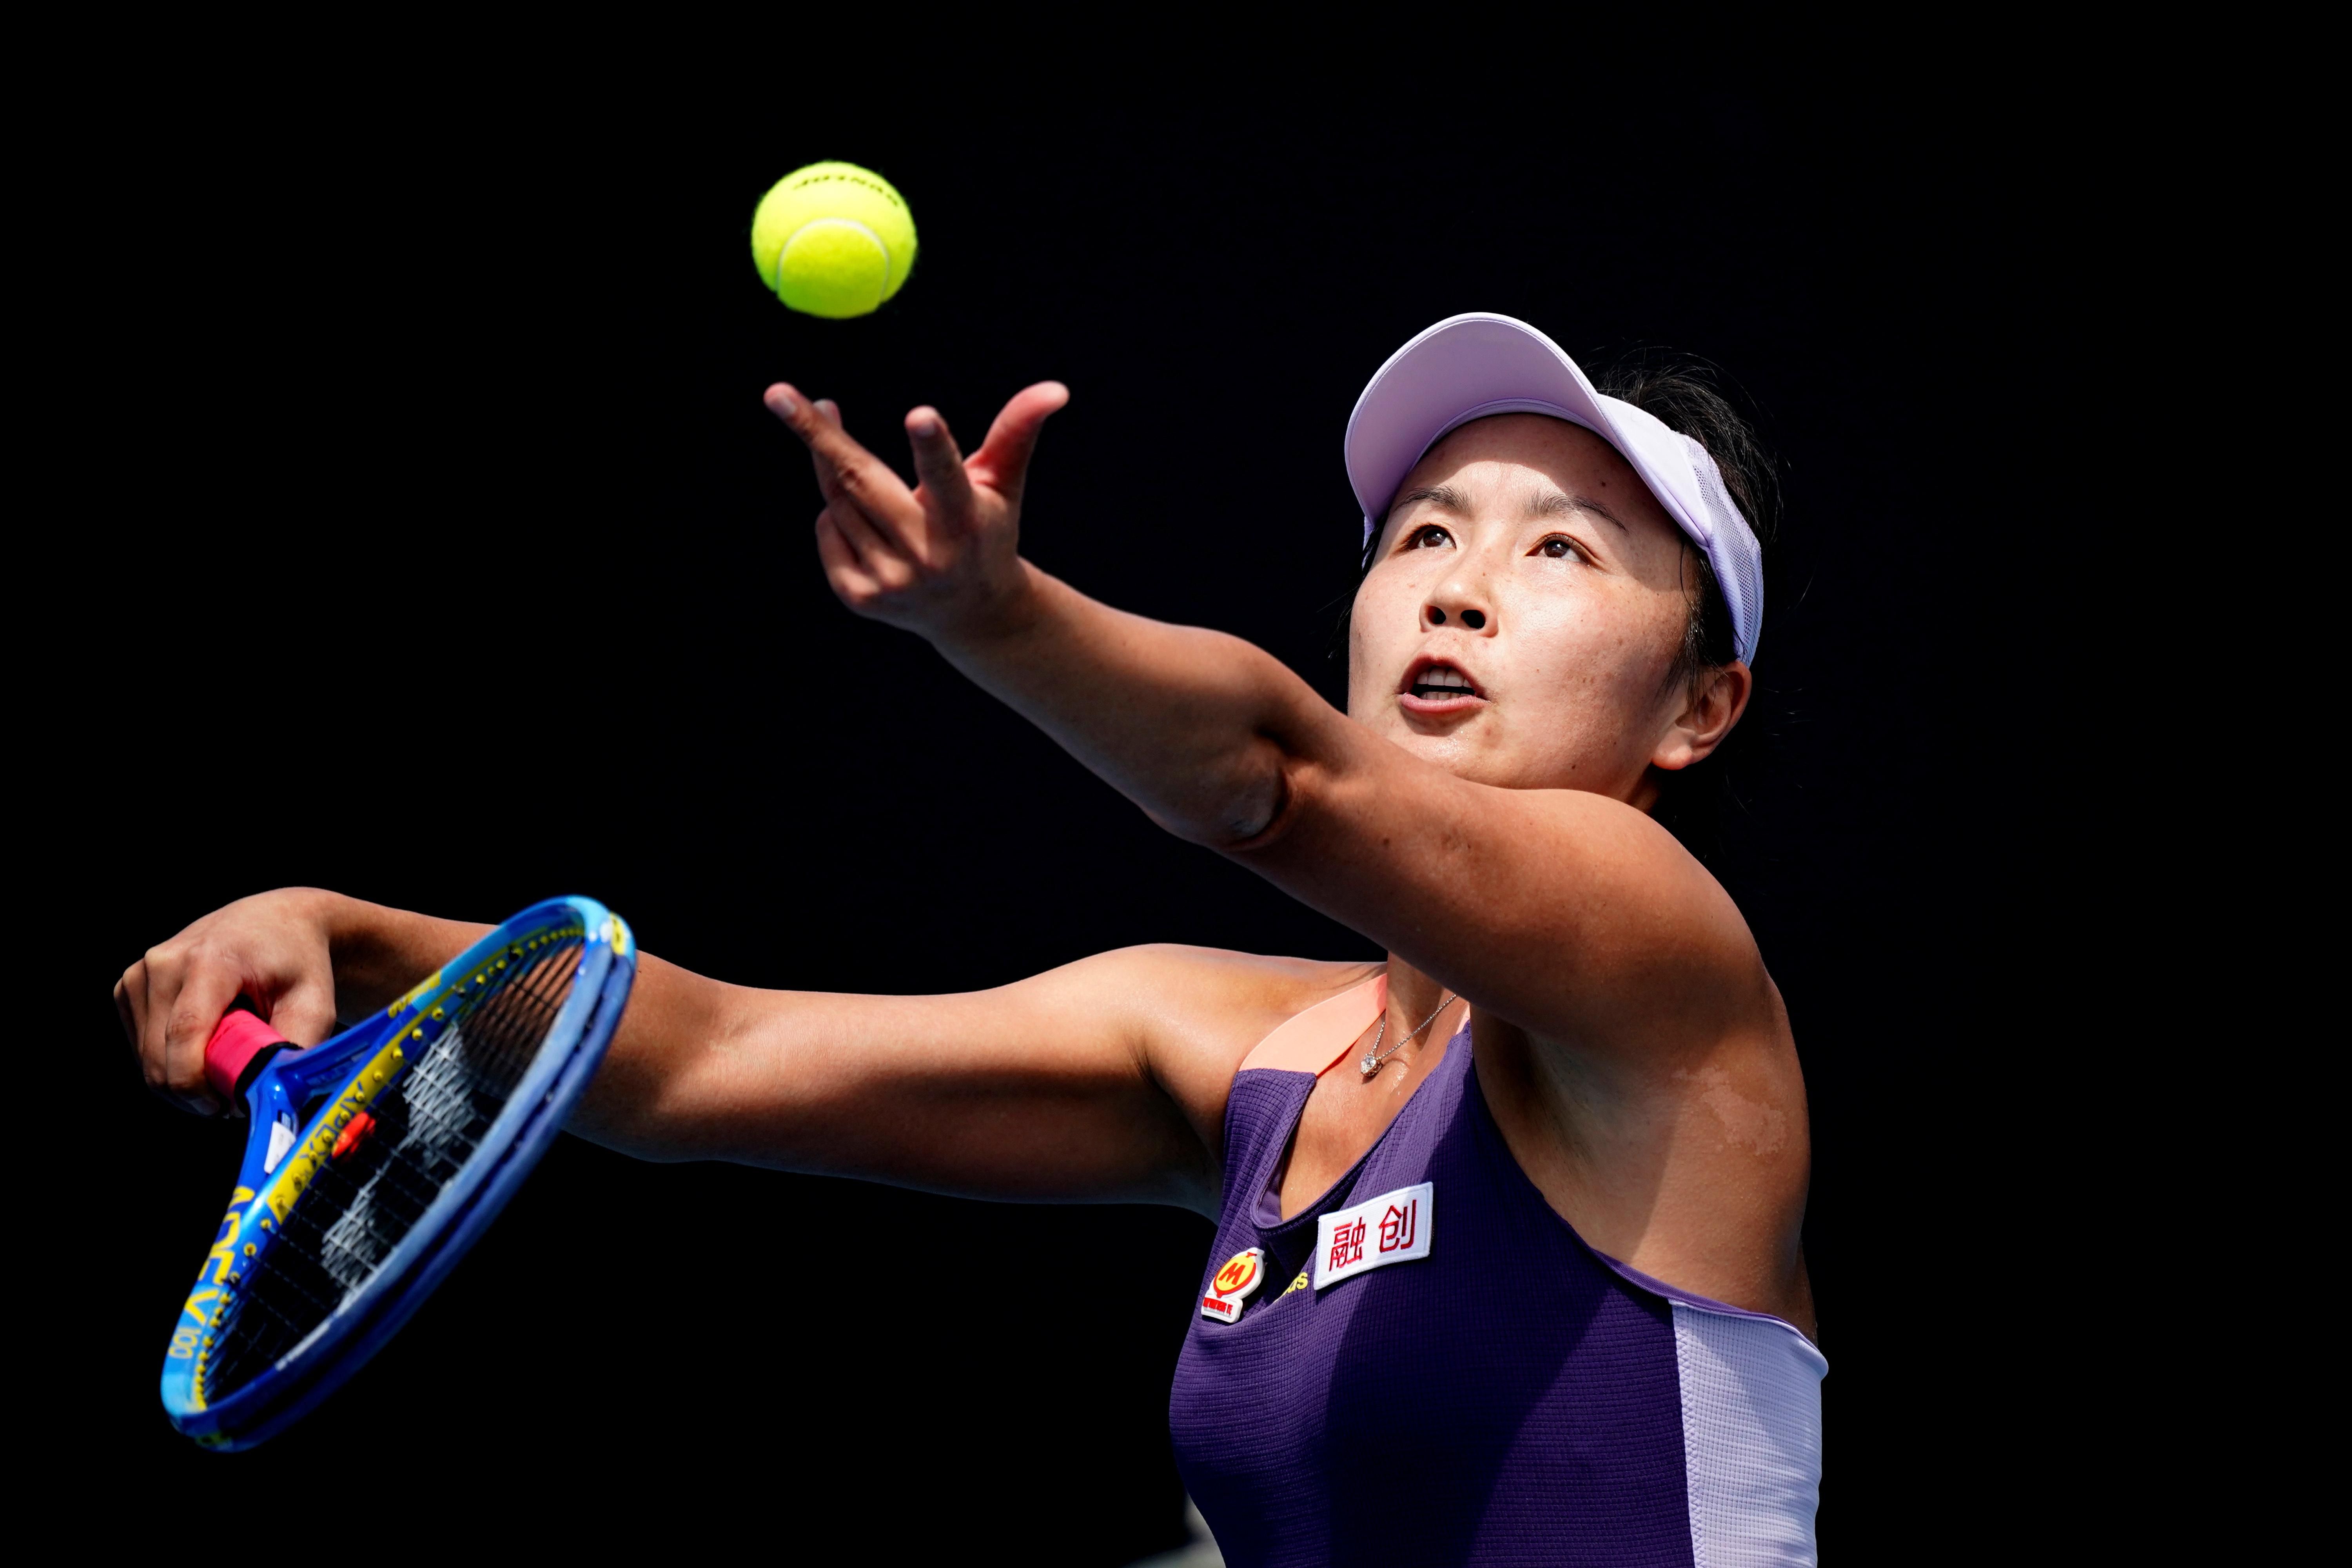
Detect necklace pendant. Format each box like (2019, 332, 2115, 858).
(1360, 1054, 1380, 1077)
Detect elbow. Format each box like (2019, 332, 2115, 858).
(564, 973, 759, 1163)
(1151, 741, 1293, 851)
(566, 1056, 693, 1160)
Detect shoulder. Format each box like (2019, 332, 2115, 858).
(1522, 791, 1768, 1016)
(1085, 943, 1375, 996)
(1067, 944, 1378, 1059)
(1055, 945, 1378, 1157)
(1244, 753, 1764, 1045)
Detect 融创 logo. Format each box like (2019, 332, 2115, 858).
(1313, 1182, 1433, 1291)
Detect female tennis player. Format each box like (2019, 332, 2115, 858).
(120, 314, 1821, 1564)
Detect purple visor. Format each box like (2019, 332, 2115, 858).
(1344, 313, 1764, 666)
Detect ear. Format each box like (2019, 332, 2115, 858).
(1650, 660, 1752, 772)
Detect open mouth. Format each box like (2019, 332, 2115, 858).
(1400, 659, 1485, 707)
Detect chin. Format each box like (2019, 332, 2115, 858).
(1402, 728, 1594, 794)
(1396, 727, 1505, 780)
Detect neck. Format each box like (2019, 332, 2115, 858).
(1383, 955, 1463, 1058)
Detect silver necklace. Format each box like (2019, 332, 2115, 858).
(1360, 988, 1458, 1078)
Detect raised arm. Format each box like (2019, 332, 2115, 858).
(117, 888, 1360, 1214)
(767, 385, 1765, 1053)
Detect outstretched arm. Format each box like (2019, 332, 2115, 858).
(117, 889, 1358, 1214)
(767, 386, 1766, 1055)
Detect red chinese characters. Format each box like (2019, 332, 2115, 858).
(1312, 1181, 1434, 1290)
(1378, 1197, 1417, 1254)
(1328, 1218, 1367, 1272)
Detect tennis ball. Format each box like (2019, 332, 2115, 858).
(750, 162, 918, 319)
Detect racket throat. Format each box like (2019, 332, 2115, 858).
(264, 1111, 299, 1176)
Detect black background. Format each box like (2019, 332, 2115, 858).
(44, 37, 2074, 1563)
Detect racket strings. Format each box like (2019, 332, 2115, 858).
(200, 938, 583, 1404)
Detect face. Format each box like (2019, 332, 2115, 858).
(1346, 414, 1749, 806)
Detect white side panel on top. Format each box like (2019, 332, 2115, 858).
(1673, 1303, 1827, 1567)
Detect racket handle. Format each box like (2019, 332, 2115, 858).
(205, 1010, 292, 1103)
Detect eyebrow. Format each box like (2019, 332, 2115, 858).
(1388, 483, 1471, 518)
(1533, 489, 1630, 533)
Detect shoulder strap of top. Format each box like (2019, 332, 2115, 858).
(1238, 971, 1386, 1076)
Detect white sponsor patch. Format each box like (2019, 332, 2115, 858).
(1313, 1181, 1432, 1290)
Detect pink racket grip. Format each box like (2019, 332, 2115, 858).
(204, 1011, 293, 1104)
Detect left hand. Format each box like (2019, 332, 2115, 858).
(764, 380, 1069, 642)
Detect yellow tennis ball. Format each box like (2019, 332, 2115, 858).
(750, 162, 918, 319)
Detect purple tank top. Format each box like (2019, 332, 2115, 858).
(1169, 1014, 1825, 1566)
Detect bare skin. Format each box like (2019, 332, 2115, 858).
(117, 390, 1813, 1333)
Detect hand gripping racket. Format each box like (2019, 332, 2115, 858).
(159, 896, 636, 1449)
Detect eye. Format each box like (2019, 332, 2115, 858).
(1405, 524, 1453, 550)
(1533, 535, 1584, 562)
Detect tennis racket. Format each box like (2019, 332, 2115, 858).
(159, 895, 636, 1449)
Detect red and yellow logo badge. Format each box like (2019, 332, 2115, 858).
(1200, 1247, 1267, 1323)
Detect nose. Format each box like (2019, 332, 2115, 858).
(1424, 584, 1492, 632)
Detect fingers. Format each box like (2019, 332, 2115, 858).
(165, 962, 243, 1116)
(824, 496, 898, 579)
(127, 941, 235, 1116)
(809, 399, 849, 506)
(772, 379, 1063, 633)
(966, 381, 1071, 506)
(122, 944, 317, 1118)
(804, 402, 904, 576)
(904, 407, 976, 524)
(766, 384, 918, 546)
(117, 891, 346, 1119)
(814, 510, 882, 605)
(269, 975, 338, 1050)
(116, 962, 152, 1090)
(129, 949, 182, 1105)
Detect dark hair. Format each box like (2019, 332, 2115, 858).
(1593, 352, 1780, 858)
(1332, 348, 1781, 858)
(1591, 352, 1781, 690)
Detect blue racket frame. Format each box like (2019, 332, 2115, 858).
(160, 895, 636, 1450)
